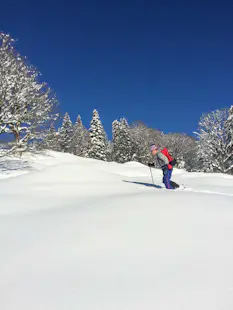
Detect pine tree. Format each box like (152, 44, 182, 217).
(72, 115, 89, 156)
(88, 109, 107, 161)
(44, 122, 59, 151)
(57, 113, 73, 153)
(226, 105, 233, 174)
(106, 140, 113, 162)
(112, 118, 132, 163)
(0, 32, 58, 155)
(112, 119, 121, 162)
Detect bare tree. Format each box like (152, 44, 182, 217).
(163, 133, 197, 170)
(130, 122, 163, 164)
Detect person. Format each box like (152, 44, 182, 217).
(148, 144, 179, 189)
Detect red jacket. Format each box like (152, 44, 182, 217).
(161, 148, 173, 170)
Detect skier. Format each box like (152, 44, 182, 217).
(148, 144, 179, 189)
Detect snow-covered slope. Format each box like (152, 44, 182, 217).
(0, 151, 233, 310)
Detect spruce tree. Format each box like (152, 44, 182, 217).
(45, 122, 59, 151)
(72, 115, 89, 156)
(58, 112, 73, 153)
(88, 109, 107, 161)
(112, 119, 121, 162)
(112, 118, 132, 163)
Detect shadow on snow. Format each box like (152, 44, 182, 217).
(123, 180, 162, 189)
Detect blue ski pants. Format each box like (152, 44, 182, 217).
(162, 167, 173, 189)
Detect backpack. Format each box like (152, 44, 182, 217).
(161, 148, 177, 166)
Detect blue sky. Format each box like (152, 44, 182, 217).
(1, 0, 233, 137)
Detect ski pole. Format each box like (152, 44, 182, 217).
(149, 166, 155, 185)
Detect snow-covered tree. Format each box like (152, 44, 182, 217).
(130, 122, 163, 164)
(112, 118, 132, 163)
(0, 32, 58, 156)
(88, 109, 107, 161)
(44, 122, 59, 151)
(195, 109, 229, 173)
(163, 133, 197, 170)
(72, 115, 89, 156)
(112, 119, 120, 160)
(129, 122, 198, 170)
(225, 105, 233, 174)
(106, 140, 114, 162)
(57, 112, 73, 153)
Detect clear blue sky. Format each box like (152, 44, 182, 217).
(1, 0, 233, 137)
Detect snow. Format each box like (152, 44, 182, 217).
(0, 151, 233, 310)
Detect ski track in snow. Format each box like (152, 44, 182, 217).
(180, 187, 233, 197)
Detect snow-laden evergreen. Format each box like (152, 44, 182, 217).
(195, 109, 229, 173)
(112, 118, 132, 163)
(57, 113, 73, 153)
(88, 109, 107, 161)
(72, 115, 89, 156)
(0, 32, 58, 155)
(112, 119, 120, 163)
(44, 123, 59, 151)
(106, 140, 114, 162)
(112, 119, 120, 162)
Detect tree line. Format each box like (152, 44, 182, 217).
(0, 32, 232, 174)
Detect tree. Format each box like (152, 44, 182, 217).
(72, 115, 89, 156)
(112, 118, 132, 163)
(195, 109, 229, 173)
(106, 140, 114, 162)
(225, 105, 233, 174)
(57, 112, 73, 153)
(130, 122, 163, 164)
(88, 109, 107, 161)
(0, 32, 58, 156)
(129, 122, 198, 171)
(44, 122, 59, 151)
(112, 119, 120, 162)
(163, 133, 198, 170)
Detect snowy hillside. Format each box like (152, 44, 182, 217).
(0, 151, 233, 310)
